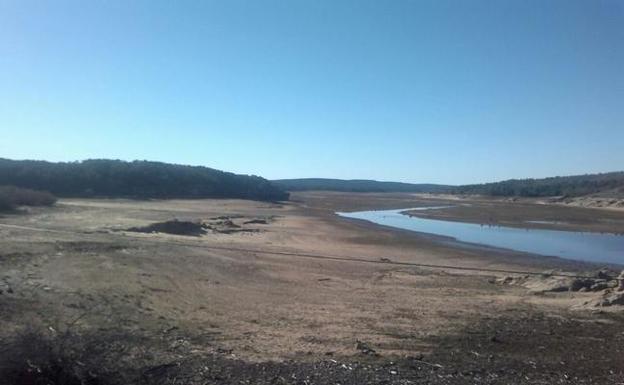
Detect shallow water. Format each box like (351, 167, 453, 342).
(337, 207, 624, 265)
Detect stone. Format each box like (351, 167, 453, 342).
(598, 291, 624, 307)
(569, 278, 593, 292)
(524, 276, 575, 293)
(590, 282, 610, 291)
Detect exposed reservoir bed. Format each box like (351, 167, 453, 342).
(337, 207, 624, 265)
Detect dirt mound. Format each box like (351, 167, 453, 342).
(126, 217, 263, 237)
(203, 216, 261, 234)
(243, 219, 269, 225)
(127, 220, 207, 236)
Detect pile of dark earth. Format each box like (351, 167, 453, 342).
(127, 220, 207, 236)
(125, 217, 264, 237)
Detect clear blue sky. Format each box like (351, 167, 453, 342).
(0, 0, 622, 184)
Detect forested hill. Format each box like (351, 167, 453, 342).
(272, 178, 452, 193)
(454, 172, 624, 197)
(0, 159, 289, 201)
(274, 173, 624, 197)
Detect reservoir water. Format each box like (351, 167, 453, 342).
(337, 207, 624, 265)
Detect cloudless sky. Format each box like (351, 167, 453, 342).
(0, 0, 622, 184)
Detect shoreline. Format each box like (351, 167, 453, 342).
(295, 191, 624, 272)
(1, 193, 623, 382)
(402, 194, 624, 234)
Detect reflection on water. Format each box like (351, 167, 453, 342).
(337, 208, 624, 265)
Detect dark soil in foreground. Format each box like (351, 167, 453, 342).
(149, 312, 624, 384)
(2, 311, 622, 385)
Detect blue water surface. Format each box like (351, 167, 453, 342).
(337, 207, 624, 265)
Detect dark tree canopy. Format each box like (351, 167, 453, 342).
(0, 159, 289, 201)
(274, 173, 624, 198)
(453, 172, 624, 197)
(272, 178, 452, 193)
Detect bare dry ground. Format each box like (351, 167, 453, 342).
(1, 192, 623, 384)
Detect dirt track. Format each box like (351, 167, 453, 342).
(1, 192, 623, 383)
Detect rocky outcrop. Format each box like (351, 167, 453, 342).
(495, 269, 624, 308)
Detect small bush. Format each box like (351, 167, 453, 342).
(0, 326, 151, 385)
(0, 195, 12, 211)
(0, 329, 107, 385)
(0, 186, 56, 211)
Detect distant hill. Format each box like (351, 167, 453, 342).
(453, 172, 624, 197)
(274, 172, 624, 198)
(3, 158, 620, 201)
(272, 178, 452, 193)
(0, 158, 289, 201)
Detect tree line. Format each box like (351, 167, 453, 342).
(453, 172, 624, 197)
(0, 158, 289, 201)
(272, 178, 452, 193)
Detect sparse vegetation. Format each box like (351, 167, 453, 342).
(0, 158, 289, 201)
(0, 185, 57, 212)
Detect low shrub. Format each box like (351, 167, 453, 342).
(0, 186, 56, 211)
(0, 329, 109, 385)
(0, 325, 157, 385)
